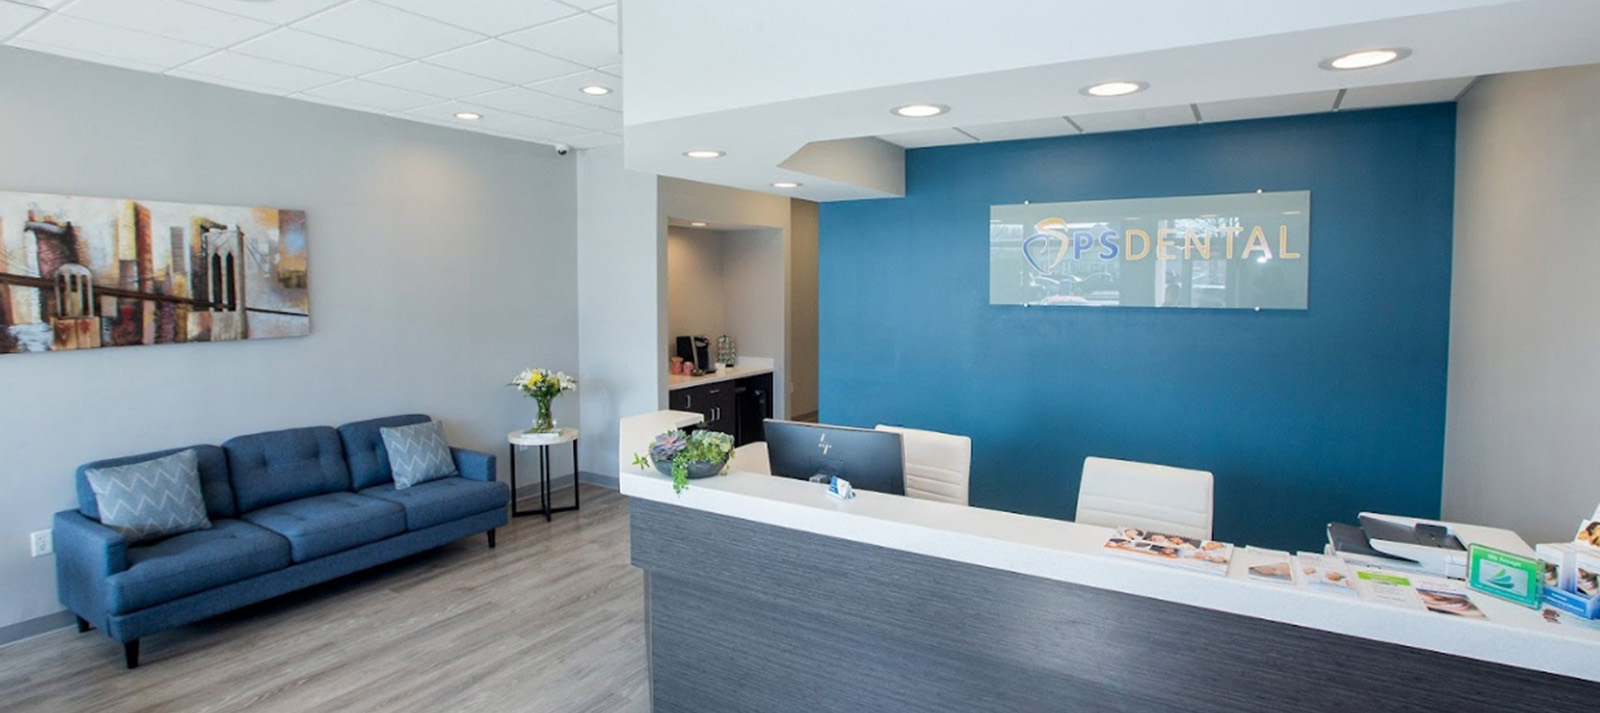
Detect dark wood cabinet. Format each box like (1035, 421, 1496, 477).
(669, 373, 774, 447)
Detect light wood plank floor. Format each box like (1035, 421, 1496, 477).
(0, 486, 648, 713)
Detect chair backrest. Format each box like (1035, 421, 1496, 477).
(1075, 457, 1213, 540)
(875, 425, 971, 506)
(729, 441, 771, 474)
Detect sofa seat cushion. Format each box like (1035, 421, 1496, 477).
(108, 519, 290, 615)
(359, 477, 510, 531)
(241, 492, 405, 563)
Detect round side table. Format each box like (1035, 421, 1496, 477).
(507, 427, 580, 521)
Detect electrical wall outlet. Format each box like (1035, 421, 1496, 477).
(30, 530, 52, 558)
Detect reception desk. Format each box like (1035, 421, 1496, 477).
(622, 468, 1600, 712)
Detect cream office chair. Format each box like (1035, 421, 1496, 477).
(1075, 457, 1213, 540)
(875, 425, 971, 505)
(729, 441, 771, 474)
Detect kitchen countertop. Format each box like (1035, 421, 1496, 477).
(667, 364, 773, 390)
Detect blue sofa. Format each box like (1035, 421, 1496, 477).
(53, 414, 509, 668)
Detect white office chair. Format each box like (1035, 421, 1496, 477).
(875, 425, 971, 506)
(729, 441, 771, 475)
(1075, 457, 1213, 540)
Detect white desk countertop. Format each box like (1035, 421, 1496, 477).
(620, 468, 1600, 683)
(666, 364, 773, 391)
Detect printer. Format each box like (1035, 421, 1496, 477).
(1327, 513, 1533, 580)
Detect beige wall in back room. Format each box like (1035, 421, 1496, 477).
(666, 227, 728, 343)
(1444, 62, 1600, 543)
(0, 47, 578, 631)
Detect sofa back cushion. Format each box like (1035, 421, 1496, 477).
(338, 414, 432, 489)
(224, 426, 351, 513)
(78, 444, 235, 520)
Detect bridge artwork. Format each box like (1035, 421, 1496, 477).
(0, 190, 310, 355)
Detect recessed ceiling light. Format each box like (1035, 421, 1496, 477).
(683, 150, 724, 159)
(892, 104, 948, 118)
(690, 221, 708, 227)
(1320, 48, 1411, 71)
(771, 181, 801, 189)
(1080, 81, 1148, 98)
(580, 85, 612, 96)
(454, 112, 481, 120)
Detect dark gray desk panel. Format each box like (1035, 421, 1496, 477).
(630, 498, 1600, 712)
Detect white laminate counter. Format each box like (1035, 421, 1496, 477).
(666, 365, 773, 391)
(620, 468, 1600, 683)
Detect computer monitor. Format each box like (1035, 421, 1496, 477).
(763, 420, 905, 496)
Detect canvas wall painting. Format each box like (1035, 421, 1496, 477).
(0, 190, 309, 355)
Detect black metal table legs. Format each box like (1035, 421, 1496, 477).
(509, 439, 581, 521)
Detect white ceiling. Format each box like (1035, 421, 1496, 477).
(0, 0, 623, 148)
(619, 0, 1600, 202)
(877, 77, 1477, 150)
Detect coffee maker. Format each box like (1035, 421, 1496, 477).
(675, 336, 712, 374)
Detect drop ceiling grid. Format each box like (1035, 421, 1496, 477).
(0, 0, 624, 146)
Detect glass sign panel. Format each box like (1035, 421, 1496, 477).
(990, 191, 1310, 310)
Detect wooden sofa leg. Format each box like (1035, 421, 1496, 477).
(76, 616, 92, 633)
(124, 640, 140, 670)
(487, 528, 497, 549)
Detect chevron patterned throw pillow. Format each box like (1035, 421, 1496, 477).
(381, 420, 458, 489)
(85, 449, 212, 544)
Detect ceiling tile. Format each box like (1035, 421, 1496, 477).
(959, 117, 1076, 142)
(62, 0, 275, 48)
(529, 69, 620, 108)
(502, 13, 618, 67)
(546, 105, 621, 132)
(301, 78, 439, 111)
(293, 0, 482, 57)
(0, 2, 45, 38)
(174, 51, 341, 94)
(466, 85, 588, 117)
(427, 39, 585, 84)
(6, 0, 68, 7)
(365, 61, 509, 98)
(235, 29, 408, 76)
(373, 0, 580, 36)
(1199, 91, 1337, 123)
(1340, 77, 1476, 111)
(552, 131, 621, 149)
(591, 5, 617, 23)
(557, 0, 613, 9)
(402, 101, 550, 132)
(596, 62, 620, 77)
(12, 14, 213, 69)
(877, 128, 976, 149)
(178, 0, 352, 24)
(1070, 105, 1196, 133)
(495, 116, 590, 140)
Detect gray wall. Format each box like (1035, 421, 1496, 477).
(576, 147, 665, 479)
(666, 227, 728, 342)
(0, 48, 577, 631)
(787, 200, 819, 418)
(1444, 63, 1600, 543)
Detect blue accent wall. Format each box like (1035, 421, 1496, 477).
(818, 105, 1456, 551)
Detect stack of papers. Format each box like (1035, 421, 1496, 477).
(1353, 570, 1488, 619)
(1293, 552, 1358, 596)
(1102, 527, 1235, 576)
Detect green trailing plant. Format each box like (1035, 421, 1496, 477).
(634, 429, 735, 493)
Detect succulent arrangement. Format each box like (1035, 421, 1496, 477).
(633, 429, 735, 493)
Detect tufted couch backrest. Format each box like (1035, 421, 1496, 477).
(223, 426, 352, 513)
(337, 414, 432, 490)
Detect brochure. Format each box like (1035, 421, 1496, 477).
(1241, 547, 1296, 585)
(1578, 519, 1600, 549)
(1293, 552, 1357, 596)
(1409, 574, 1488, 620)
(1354, 570, 1428, 611)
(1101, 527, 1235, 576)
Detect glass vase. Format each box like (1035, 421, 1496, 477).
(530, 395, 556, 434)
